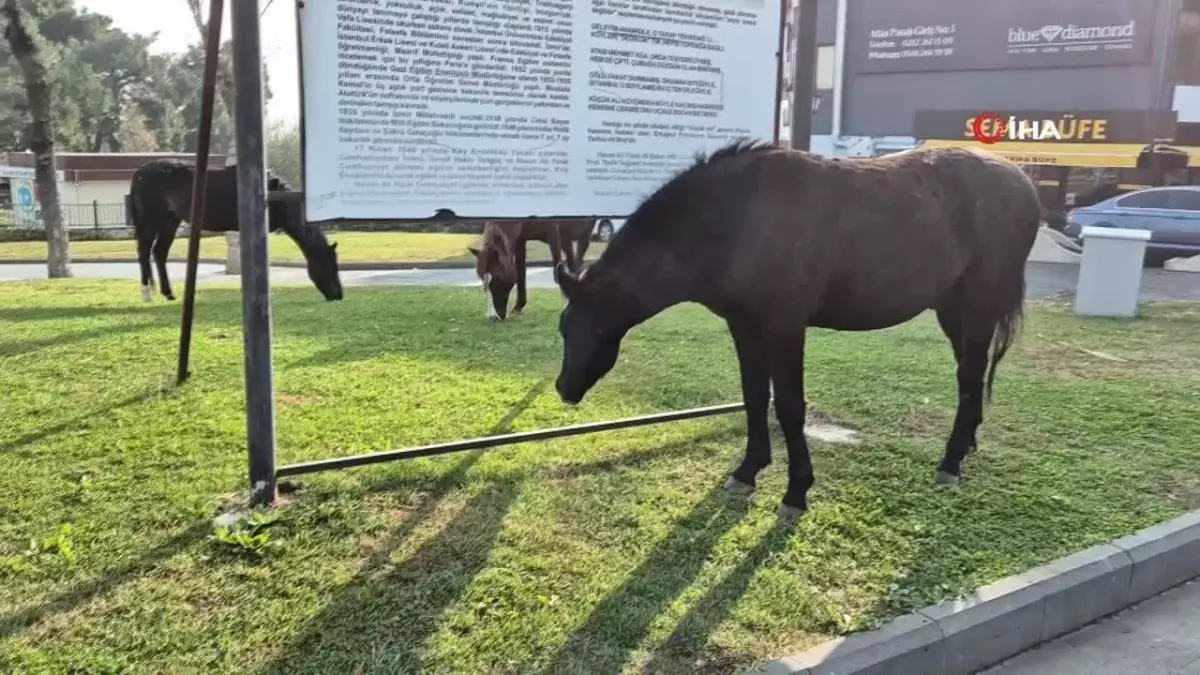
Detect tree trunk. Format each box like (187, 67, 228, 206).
(185, 0, 236, 124)
(3, 0, 70, 278)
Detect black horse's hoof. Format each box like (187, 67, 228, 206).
(935, 470, 961, 486)
(777, 504, 807, 520)
(723, 476, 754, 495)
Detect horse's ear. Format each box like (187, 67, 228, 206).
(330, 242, 338, 252)
(468, 246, 481, 259)
(554, 262, 583, 301)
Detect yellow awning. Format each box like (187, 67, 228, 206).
(918, 139, 1147, 168)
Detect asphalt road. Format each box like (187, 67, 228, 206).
(3, 261, 1200, 302)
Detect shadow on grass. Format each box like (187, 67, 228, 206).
(641, 518, 795, 674)
(0, 387, 171, 455)
(0, 522, 209, 640)
(535, 481, 759, 675)
(0, 321, 171, 359)
(258, 482, 523, 675)
(0, 303, 180, 323)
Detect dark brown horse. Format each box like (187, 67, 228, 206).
(469, 218, 595, 320)
(129, 159, 343, 302)
(552, 140, 1040, 517)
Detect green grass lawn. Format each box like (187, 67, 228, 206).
(1, 280, 1199, 675)
(0, 231, 607, 265)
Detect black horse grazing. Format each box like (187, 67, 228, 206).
(551, 140, 1040, 518)
(129, 159, 343, 302)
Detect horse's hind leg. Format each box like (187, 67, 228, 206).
(724, 317, 772, 495)
(513, 241, 528, 316)
(153, 221, 180, 301)
(574, 231, 591, 269)
(137, 232, 156, 303)
(934, 305, 991, 485)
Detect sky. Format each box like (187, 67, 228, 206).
(75, 0, 300, 124)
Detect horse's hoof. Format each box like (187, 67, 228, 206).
(935, 470, 961, 486)
(140, 285, 153, 303)
(723, 477, 754, 495)
(777, 504, 807, 520)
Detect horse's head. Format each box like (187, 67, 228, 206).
(469, 225, 517, 321)
(552, 262, 628, 404)
(305, 239, 343, 301)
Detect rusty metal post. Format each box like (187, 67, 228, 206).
(231, 0, 277, 506)
(176, 0, 225, 386)
(790, 0, 818, 152)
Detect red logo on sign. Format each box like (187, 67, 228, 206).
(972, 112, 1008, 145)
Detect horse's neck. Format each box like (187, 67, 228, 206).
(280, 222, 321, 255)
(590, 241, 687, 324)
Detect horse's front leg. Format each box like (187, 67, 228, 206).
(724, 317, 773, 494)
(768, 331, 814, 519)
(513, 242, 528, 316)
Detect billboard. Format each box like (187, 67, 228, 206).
(298, 0, 785, 222)
(913, 110, 1178, 144)
(848, 0, 1157, 75)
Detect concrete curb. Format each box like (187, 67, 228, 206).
(0, 257, 511, 271)
(748, 509, 1200, 675)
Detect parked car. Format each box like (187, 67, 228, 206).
(1064, 185, 1200, 266)
(593, 218, 626, 242)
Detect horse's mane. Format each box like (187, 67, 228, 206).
(476, 222, 517, 278)
(611, 138, 778, 242)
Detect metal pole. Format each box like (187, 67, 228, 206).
(176, 0, 224, 386)
(231, 0, 277, 507)
(277, 402, 748, 478)
(790, 0, 819, 152)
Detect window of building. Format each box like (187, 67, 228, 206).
(815, 45, 835, 91)
(782, 44, 837, 92)
(1173, 1, 1200, 85)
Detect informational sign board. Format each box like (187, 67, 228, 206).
(9, 177, 42, 228)
(0, 165, 66, 181)
(298, 0, 785, 222)
(847, 0, 1155, 75)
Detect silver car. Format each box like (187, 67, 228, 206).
(1064, 185, 1200, 266)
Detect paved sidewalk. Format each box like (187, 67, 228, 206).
(982, 579, 1200, 675)
(4, 261, 1200, 302)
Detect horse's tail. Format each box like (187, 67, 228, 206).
(984, 274, 1025, 405)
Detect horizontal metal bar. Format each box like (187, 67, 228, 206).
(276, 402, 745, 478)
(267, 191, 303, 203)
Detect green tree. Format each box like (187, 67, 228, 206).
(3, 0, 70, 277)
(266, 120, 301, 187)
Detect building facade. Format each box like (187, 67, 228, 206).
(790, 0, 1200, 160)
(0, 152, 226, 228)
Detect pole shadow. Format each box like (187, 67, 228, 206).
(0, 387, 171, 455)
(641, 518, 795, 674)
(535, 481, 757, 675)
(0, 321, 167, 358)
(257, 482, 522, 675)
(0, 522, 208, 640)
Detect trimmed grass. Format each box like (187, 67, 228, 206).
(1, 280, 1199, 675)
(0, 231, 607, 264)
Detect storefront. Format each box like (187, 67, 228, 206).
(910, 109, 1200, 210)
(827, 0, 1181, 161)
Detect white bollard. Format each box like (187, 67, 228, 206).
(225, 231, 241, 275)
(1074, 226, 1151, 318)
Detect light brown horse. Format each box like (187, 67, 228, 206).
(469, 218, 595, 320)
